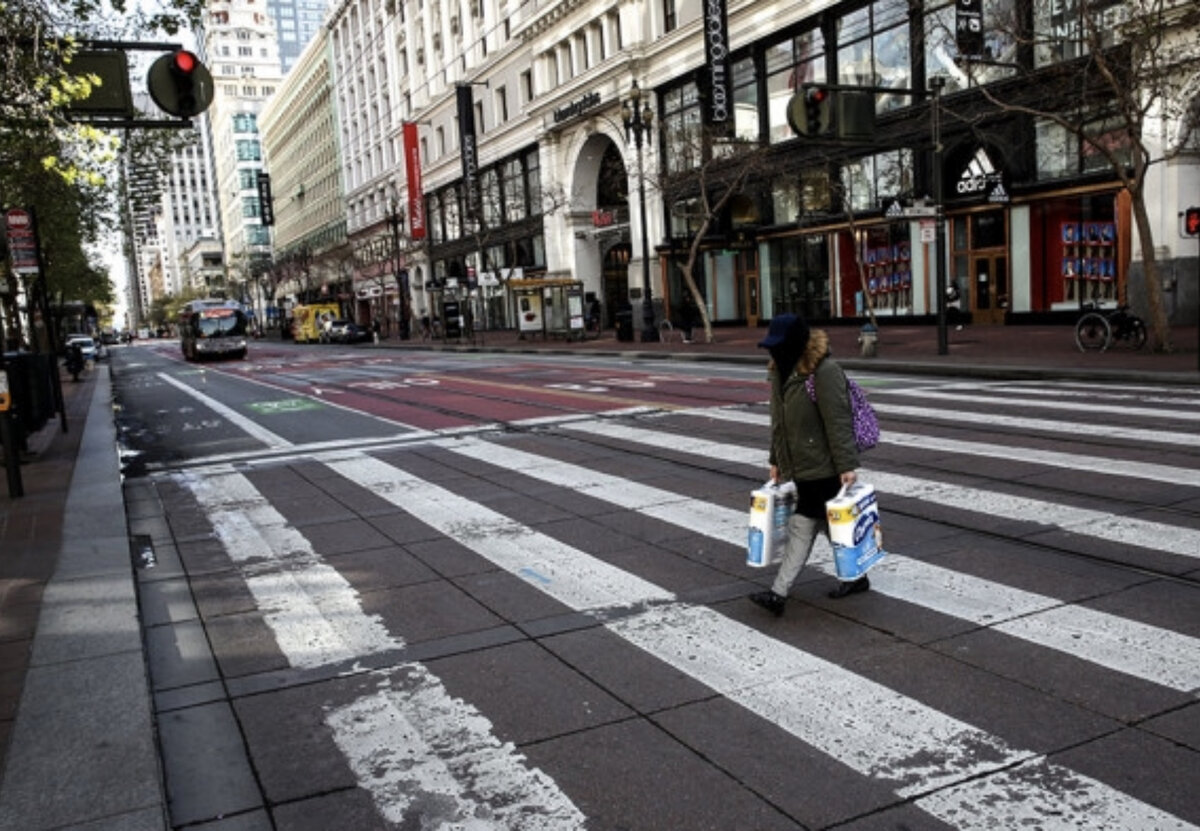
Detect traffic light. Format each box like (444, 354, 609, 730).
(787, 85, 833, 136)
(147, 50, 213, 118)
(804, 86, 830, 134)
(1186, 206, 1200, 237)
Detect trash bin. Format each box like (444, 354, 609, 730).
(615, 310, 634, 342)
(858, 323, 878, 358)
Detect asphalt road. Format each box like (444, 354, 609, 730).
(111, 339, 1200, 830)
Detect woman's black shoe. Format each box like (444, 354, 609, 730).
(828, 576, 870, 599)
(750, 590, 786, 617)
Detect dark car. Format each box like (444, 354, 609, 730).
(329, 320, 372, 344)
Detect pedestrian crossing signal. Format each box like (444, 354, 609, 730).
(1186, 206, 1200, 237)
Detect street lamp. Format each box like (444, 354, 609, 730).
(387, 190, 412, 340)
(622, 80, 659, 342)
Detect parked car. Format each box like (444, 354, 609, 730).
(65, 335, 97, 362)
(327, 319, 372, 344)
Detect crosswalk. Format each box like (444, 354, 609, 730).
(144, 377, 1200, 830)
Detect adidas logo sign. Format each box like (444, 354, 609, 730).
(957, 148, 997, 195)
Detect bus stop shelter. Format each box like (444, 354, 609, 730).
(509, 278, 585, 340)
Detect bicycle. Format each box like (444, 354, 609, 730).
(1074, 303, 1147, 352)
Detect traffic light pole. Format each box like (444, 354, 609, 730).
(931, 78, 948, 356)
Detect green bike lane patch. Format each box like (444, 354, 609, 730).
(246, 398, 326, 415)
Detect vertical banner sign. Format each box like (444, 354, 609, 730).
(456, 84, 481, 223)
(955, 0, 984, 59)
(403, 121, 426, 240)
(703, 0, 731, 131)
(5, 208, 40, 275)
(256, 172, 275, 226)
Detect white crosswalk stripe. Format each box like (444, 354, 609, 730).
(559, 417, 1200, 562)
(163, 379, 1200, 829)
(437, 433, 1200, 694)
(312, 450, 1197, 829)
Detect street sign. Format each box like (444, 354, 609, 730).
(902, 206, 938, 218)
(5, 208, 40, 275)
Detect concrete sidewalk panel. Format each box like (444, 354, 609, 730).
(0, 651, 164, 831)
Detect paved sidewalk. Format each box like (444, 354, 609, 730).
(0, 322, 1195, 830)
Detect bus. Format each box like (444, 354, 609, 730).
(179, 299, 250, 361)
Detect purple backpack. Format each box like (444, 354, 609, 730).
(805, 374, 880, 452)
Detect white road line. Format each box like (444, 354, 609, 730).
(613, 605, 1193, 829)
(678, 406, 1200, 486)
(873, 401, 1200, 447)
(180, 468, 400, 667)
(883, 430, 1200, 488)
(326, 668, 586, 829)
(881, 388, 1200, 422)
(567, 418, 1200, 560)
(438, 435, 1200, 694)
(976, 384, 1200, 406)
(178, 466, 583, 827)
(321, 455, 673, 611)
(159, 373, 293, 450)
(323, 452, 1197, 829)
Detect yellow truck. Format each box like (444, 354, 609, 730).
(290, 304, 341, 343)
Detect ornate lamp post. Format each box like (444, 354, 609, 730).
(621, 81, 659, 342)
(387, 189, 412, 340)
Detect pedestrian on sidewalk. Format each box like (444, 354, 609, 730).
(750, 313, 867, 617)
(946, 281, 966, 331)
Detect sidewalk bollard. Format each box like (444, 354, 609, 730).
(858, 323, 878, 358)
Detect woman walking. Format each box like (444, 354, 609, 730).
(751, 313, 868, 616)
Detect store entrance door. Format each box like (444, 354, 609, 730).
(972, 253, 1008, 325)
(745, 273, 760, 327)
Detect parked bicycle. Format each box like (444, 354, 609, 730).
(1074, 303, 1147, 352)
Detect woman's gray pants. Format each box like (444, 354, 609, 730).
(771, 512, 826, 597)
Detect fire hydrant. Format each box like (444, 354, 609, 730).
(858, 323, 878, 358)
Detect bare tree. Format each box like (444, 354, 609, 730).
(960, 0, 1200, 351)
(653, 127, 776, 343)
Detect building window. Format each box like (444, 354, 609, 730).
(926, 0, 1017, 90)
(1033, 0, 1121, 68)
(524, 148, 540, 213)
(502, 158, 525, 221)
(236, 140, 261, 160)
(444, 184, 461, 239)
(475, 101, 484, 134)
(480, 168, 501, 227)
(521, 70, 533, 104)
(767, 27, 825, 145)
(732, 57, 758, 142)
(840, 149, 913, 212)
(661, 81, 702, 174)
(239, 169, 257, 189)
(663, 0, 676, 32)
(836, 0, 911, 113)
(496, 86, 508, 123)
(242, 196, 261, 217)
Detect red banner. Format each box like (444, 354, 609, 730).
(403, 121, 426, 240)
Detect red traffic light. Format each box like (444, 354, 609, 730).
(147, 50, 213, 118)
(806, 86, 827, 104)
(1186, 206, 1200, 237)
(172, 50, 197, 74)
